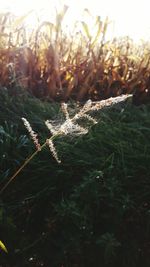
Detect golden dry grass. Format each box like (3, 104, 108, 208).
(0, 8, 150, 103)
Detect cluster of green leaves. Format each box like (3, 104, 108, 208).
(0, 89, 150, 266)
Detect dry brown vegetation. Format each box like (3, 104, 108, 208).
(0, 7, 150, 103)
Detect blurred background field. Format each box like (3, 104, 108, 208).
(0, 3, 150, 103)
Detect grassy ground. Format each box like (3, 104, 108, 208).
(0, 88, 150, 267)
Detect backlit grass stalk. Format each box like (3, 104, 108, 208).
(0, 95, 131, 194)
(0, 133, 60, 194)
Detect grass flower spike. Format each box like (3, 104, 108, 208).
(22, 118, 41, 151)
(0, 94, 132, 194)
(46, 139, 61, 163)
(45, 120, 58, 135)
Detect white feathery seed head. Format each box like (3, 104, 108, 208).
(45, 120, 57, 135)
(60, 119, 88, 135)
(22, 117, 41, 151)
(61, 103, 69, 120)
(46, 139, 61, 164)
(22, 94, 132, 163)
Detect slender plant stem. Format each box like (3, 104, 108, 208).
(0, 143, 44, 195)
(0, 133, 60, 195)
(0, 95, 130, 195)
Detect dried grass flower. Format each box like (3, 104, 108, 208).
(46, 139, 61, 164)
(0, 94, 132, 194)
(22, 117, 41, 151)
(24, 95, 132, 163)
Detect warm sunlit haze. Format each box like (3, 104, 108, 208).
(0, 0, 150, 42)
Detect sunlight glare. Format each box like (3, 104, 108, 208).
(0, 0, 150, 41)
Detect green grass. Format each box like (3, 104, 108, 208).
(0, 88, 150, 267)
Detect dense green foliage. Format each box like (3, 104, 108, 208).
(0, 88, 150, 267)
